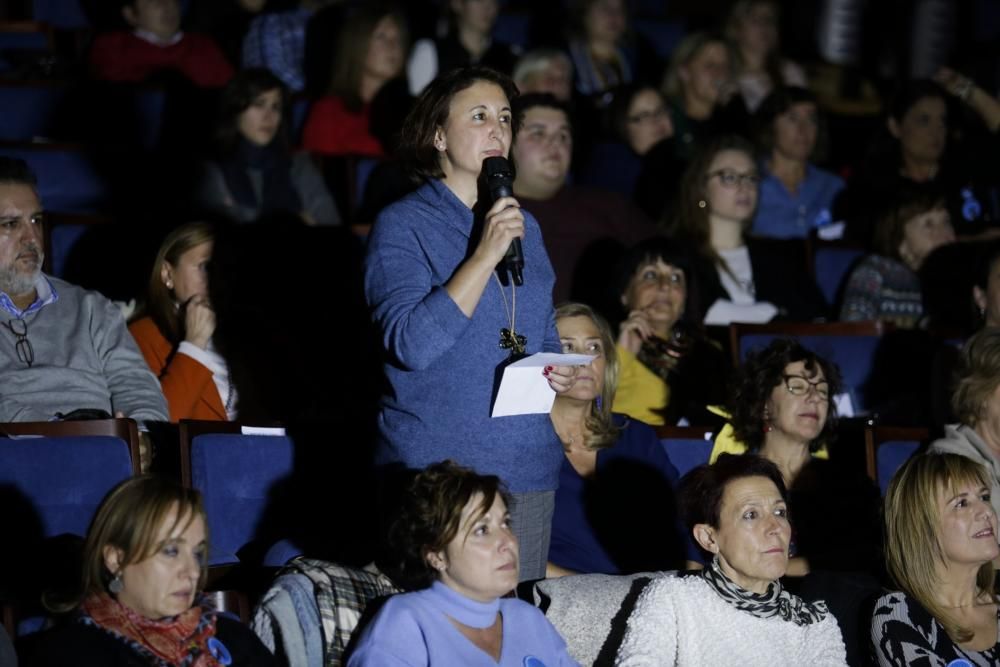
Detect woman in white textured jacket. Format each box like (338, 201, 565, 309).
(616, 454, 847, 666)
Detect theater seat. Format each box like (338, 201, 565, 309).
(864, 424, 929, 495)
(657, 426, 715, 478)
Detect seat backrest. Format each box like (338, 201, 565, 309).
(0, 435, 134, 538)
(0, 83, 70, 142)
(187, 431, 295, 565)
(812, 244, 864, 308)
(731, 321, 885, 415)
(863, 425, 929, 495)
(657, 427, 715, 478)
(0, 143, 110, 214)
(30, 1, 90, 29)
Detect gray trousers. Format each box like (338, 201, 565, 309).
(509, 490, 555, 582)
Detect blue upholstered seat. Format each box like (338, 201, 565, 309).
(189, 433, 297, 566)
(876, 439, 920, 495)
(0, 435, 133, 538)
(660, 437, 713, 478)
(813, 245, 864, 308)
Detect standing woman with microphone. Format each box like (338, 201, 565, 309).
(365, 67, 577, 581)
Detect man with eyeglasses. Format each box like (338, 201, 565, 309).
(0, 157, 168, 423)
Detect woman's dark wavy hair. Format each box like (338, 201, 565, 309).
(752, 85, 828, 162)
(384, 460, 510, 591)
(728, 338, 842, 452)
(614, 236, 700, 325)
(679, 453, 787, 533)
(396, 66, 519, 182)
(213, 67, 291, 157)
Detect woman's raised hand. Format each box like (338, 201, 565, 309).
(474, 196, 525, 268)
(183, 295, 216, 350)
(544, 364, 579, 394)
(617, 309, 655, 355)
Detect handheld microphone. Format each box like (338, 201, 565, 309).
(483, 156, 524, 286)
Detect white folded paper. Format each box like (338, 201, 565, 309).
(491, 352, 596, 417)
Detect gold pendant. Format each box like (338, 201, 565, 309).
(499, 328, 527, 356)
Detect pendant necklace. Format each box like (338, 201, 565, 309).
(494, 273, 526, 357)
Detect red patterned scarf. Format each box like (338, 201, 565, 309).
(80, 593, 222, 666)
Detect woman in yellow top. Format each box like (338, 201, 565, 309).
(612, 237, 729, 426)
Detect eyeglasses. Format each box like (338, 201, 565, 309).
(782, 374, 829, 400)
(707, 169, 760, 189)
(3, 318, 33, 368)
(627, 107, 669, 124)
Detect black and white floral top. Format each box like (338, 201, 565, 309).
(871, 591, 1000, 666)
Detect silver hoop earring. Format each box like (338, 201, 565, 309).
(698, 200, 707, 209)
(109, 572, 124, 594)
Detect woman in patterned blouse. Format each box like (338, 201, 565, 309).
(872, 452, 1000, 666)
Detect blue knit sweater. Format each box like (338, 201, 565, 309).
(364, 179, 563, 493)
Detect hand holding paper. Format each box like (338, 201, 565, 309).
(491, 352, 595, 417)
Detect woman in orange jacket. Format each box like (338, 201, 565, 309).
(129, 222, 231, 421)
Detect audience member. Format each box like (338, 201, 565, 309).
(840, 187, 955, 327)
(566, 0, 649, 104)
(929, 329, 1000, 517)
(24, 476, 274, 666)
(718, 338, 880, 575)
(242, 0, 330, 93)
(669, 135, 826, 325)
(972, 241, 1000, 330)
(0, 158, 167, 423)
(201, 68, 339, 225)
(365, 67, 578, 581)
(129, 223, 234, 422)
(350, 461, 577, 666)
(302, 5, 408, 157)
(750, 87, 844, 239)
(510, 93, 654, 303)
(89, 0, 233, 88)
(617, 84, 686, 221)
(612, 237, 729, 426)
(872, 453, 1000, 665)
(661, 32, 748, 163)
(617, 454, 847, 664)
(512, 49, 574, 102)
(407, 0, 518, 95)
(547, 303, 683, 577)
(840, 74, 1000, 246)
(724, 0, 807, 112)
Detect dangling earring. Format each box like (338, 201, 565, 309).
(165, 279, 174, 290)
(698, 200, 707, 209)
(595, 396, 603, 411)
(762, 410, 772, 433)
(981, 307, 987, 320)
(109, 572, 124, 594)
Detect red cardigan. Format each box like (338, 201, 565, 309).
(128, 316, 227, 422)
(89, 31, 233, 88)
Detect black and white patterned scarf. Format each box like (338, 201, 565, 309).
(701, 555, 829, 626)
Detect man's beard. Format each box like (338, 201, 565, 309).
(0, 252, 43, 297)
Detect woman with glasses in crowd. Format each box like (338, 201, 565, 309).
(715, 339, 881, 581)
(668, 135, 826, 326)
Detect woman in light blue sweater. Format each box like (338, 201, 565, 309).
(364, 67, 578, 580)
(348, 462, 578, 666)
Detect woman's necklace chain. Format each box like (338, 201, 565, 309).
(494, 273, 526, 356)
